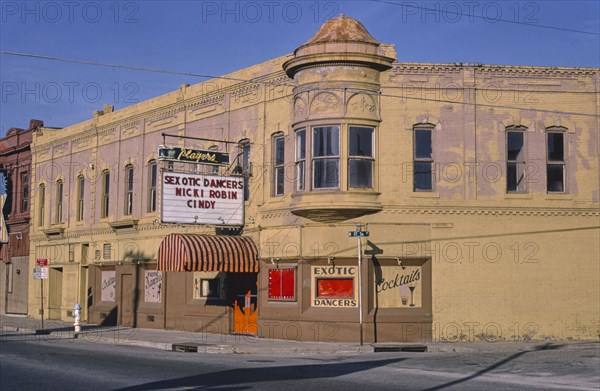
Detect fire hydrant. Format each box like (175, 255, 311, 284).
(72, 303, 81, 334)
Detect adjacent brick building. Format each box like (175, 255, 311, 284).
(0, 120, 41, 314)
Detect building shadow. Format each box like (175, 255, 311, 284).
(114, 357, 406, 391)
(422, 342, 565, 391)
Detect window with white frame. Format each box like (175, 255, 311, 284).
(148, 160, 157, 213)
(20, 172, 28, 212)
(506, 127, 527, 192)
(76, 175, 85, 221)
(124, 164, 134, 215)
(101, 170, 110, 218)
(38, 184, 45, 227)
(413, 125, 433, 191)
(312, 126, 339, 189)
(348, 126, 374, 189)
(295, 129, 306, 191)
(547, 130, 565, 192)
(273, 135, 285, 196)
(55, 179, 63, 223)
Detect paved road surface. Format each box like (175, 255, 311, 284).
(1, 338, 598, 390)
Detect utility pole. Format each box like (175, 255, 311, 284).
(349, 225, 369, 346)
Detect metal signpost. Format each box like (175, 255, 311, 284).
(349, 226, 369, 345)
(35, 259, 48, 329)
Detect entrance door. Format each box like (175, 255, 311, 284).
(5, 256, 28, 314)
(120, 274, 134, 326)
(48, 268, 63, 320)
(228, 273, 258, 335)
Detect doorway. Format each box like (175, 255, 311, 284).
(119, 273, 134, 326)
(5, 256, 28, 314)
(228, 273, 258, 335)
(48, 267, 63, 320)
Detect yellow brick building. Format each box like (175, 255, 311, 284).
(28, 15, 599, 342)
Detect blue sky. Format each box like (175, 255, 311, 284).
(1, 0, 598, 136)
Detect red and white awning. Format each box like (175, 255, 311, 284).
(157, 234, 258, 272)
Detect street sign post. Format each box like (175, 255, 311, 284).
(349, 227, 369, 346)
(36, 259, 48, 328)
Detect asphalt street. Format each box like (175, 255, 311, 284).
(1, 338, 598, 390)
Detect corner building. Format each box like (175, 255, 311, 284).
(29, 16, 599, 342)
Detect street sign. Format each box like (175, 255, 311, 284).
(40, 267, 49, 280)
(36, 258, 48, 267)
(348, 231, 369, 237)
(33, 268, 41, 280)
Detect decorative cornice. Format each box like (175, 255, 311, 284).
(389, 63, 598, 77)
(382, 206, 600, 217)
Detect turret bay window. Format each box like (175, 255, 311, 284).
(312, 126, 339, 189)
(124, 164, 134, 215)
(413, 126, 433, 191)
(295, 129, 306, 191)
(547, 130, 565, 192)
(294, 124, 377, 192)
(507, 127, 526, 192)
(273, 134, 285, 196)
(348, 126, 374, 188)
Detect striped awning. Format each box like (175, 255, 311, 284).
(156, 234, 258, 272)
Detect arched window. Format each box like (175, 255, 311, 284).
(124, 164, 134, 215)
(38, 184, 45, 227)
(76, 175, 85, 221)
(147, 160, 157, 213)
(101, 170, 110, 218)
(55, 179, 63, 223)
(272, 133, 285, 196)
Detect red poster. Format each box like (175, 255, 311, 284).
(317, 278, 353, 298)
(268, 269, 295, 300)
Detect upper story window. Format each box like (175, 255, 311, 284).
(312, 126, 339, 189)
(55, 179, 63, 223)
(506, 127, 527, 193)
(148, 160, 157, 213)
(295, 124, 377, 192)
(273, 134, 285, 196)
(547, 130, 565, 193)
(38, 184, 45, 227)
(76, 175, 85, 221)
(124, 164, 134, 215)
(348, 126, 374, 189)
(238, 140, 251, 201)
(413, 125, 433, 191)
(295, 129, 306, 192)
(101, 170, 110, 218)
(20, 172, 29, 212)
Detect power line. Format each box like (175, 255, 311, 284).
(1, 51, 597, 118)
(368, 0, 600, 36)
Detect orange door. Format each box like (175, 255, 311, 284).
(233, 290, 257, 335)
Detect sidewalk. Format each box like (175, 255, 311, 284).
(1, 314, 378, 354)
(1, 314, 596, 356)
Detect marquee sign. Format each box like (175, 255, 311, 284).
(158, 146, 229, 166)
(161, 172, 244, 225)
